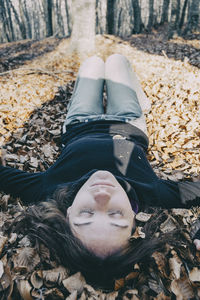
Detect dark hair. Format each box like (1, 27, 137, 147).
(12, 183, 180, 290)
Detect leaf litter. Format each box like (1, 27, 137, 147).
(0, 32, 200, 299)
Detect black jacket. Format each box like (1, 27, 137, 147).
(0, 120, 199, 213)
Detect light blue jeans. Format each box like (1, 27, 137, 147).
(63, 54, 147, 134)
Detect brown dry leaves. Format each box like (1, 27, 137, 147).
(0, 208, 200, 299)
(144, 61, 200, 176)
(0, 38, 79, 147)
(0, 34, 200, 299)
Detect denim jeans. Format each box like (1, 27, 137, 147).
(63, 55, 148, 135)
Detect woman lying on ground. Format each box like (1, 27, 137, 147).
(0, 54, 200, 288)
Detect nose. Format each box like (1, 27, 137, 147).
(93, 189, 111, 205)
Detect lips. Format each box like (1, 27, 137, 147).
(91, 182, 115, 187)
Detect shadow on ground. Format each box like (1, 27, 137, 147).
(0, 37, 63, 72)
(124, 30, 200, 68)
(0, 82, 74, 173)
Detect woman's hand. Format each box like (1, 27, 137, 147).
(194, 239, 200, 251)
(193, 226, 200, 251)
(0, 148, 6, 166)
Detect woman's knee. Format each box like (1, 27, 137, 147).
(79, 55, 105, 79)
(105, 54, 129, 67)
(85, 55, 104, 66)
(105, 54, 131, 78)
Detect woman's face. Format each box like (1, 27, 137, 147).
(67, 170, 135, 257)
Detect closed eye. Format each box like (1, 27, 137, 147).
(73, 222, 128, 228)
(79, 210, 123, 217)
(108, 210, 123, 218)
(79, 210, 94, 216)
(109, 212, 121, 215)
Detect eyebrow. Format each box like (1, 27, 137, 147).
(73, 222, 128, 229)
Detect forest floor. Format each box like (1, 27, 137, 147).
(0, 29, 200, 299)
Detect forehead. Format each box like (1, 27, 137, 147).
(73, 225, 131, 257)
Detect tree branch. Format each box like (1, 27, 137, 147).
(0, 67, 75, 79)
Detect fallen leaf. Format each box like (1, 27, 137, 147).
(62, 272, 86, 294)
(189, 267, 200, 282)
(17, 279, 33, 300)
(170, 276, 194, 300)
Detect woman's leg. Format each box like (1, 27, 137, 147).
(64, 56, 105, 126)
(105, 54, 151, 114)
(105, 54, 151, 134)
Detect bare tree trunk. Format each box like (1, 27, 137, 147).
(96, 0, 107, 34)
(147, 0, 154, 31)
(5, 0, 15, 41)
(8, 0, 26, 40)
(69, 0, 96, 53)
(132, 0, 142, 33)
(23, 0, 32, 38)
(19, 0, 27, 39)
(178, 0, 189, 33)
(160, 0, 170, 24)
(46, 0, 53, 36)
(183, 0, 199, 34)
(56, 0, 65, 36)
(0, 0, 13, 42)
(64, 0, 71, 36)
(168, 0, 181, 39)
(106, 0, 134, 37)
(33, 1, 40, 39)
(107, 0, 115, 34)
(116, 0, 134, 37)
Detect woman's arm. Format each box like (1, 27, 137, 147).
(156, 179, 200, 208)
(193, 232, 200, 250)
(178, 181, 200, 207)
(0, 165, 44, 204)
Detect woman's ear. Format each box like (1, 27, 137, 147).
(131, 221, 136, 235)
(67, 206, 72, 218)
